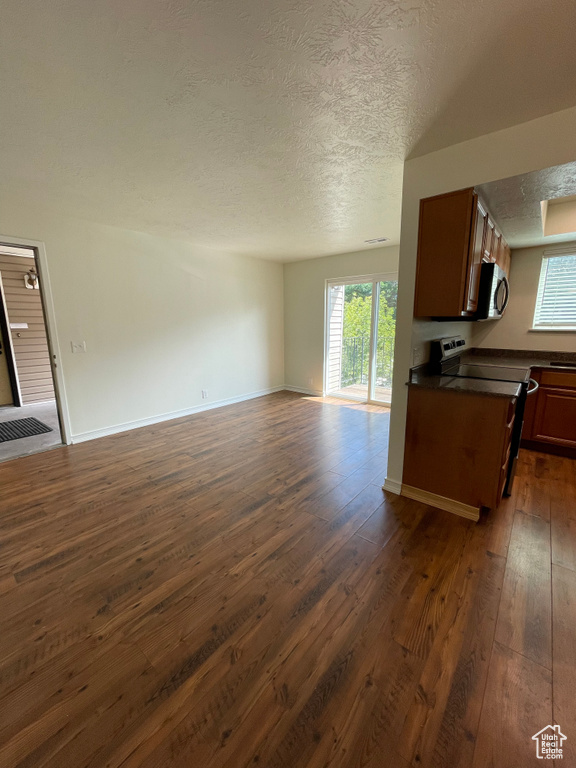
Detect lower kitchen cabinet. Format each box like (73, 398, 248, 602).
(522, 368, 576, 454)
(403, 386, 516, 517)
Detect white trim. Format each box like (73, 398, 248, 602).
(400, 484, 480, 521)
(71, 386, 286, 443)
(382, 477, 402, 495)
(0, 234, 72, 444)
(367, 282, 378, 401)
(529, 327, 576, 333)
(325, 272, 398, 286)
(283, 385, 324, 397)
(0, 244, 35, 258)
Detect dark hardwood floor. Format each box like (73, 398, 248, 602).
(0, 391, 574, 767)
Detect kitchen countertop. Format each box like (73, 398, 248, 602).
(464, 347, 576, 370)
(408, 367, 522, 399)
(408, 347, 576, 399)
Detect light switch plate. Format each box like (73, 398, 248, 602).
(71, 341, 86, 354)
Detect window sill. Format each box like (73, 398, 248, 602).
(529, 327, 576, 333)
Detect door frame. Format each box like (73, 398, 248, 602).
(0, 234, 72, 444)
(324, 272, 398, 405)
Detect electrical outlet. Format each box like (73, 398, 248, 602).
(201, 390, 208, 399)
(71, 341, 86, 354)
(307, 377, 313, 386)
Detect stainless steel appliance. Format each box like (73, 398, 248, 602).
(476, 262, 510, 320)
(431, 336, 539, 496)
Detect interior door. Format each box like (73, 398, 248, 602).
(0, 326, 13, 405)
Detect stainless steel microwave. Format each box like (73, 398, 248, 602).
(476, 262, 509, 320)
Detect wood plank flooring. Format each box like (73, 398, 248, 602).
(0, 390, 574, 768)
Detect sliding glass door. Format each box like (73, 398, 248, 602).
(325, 276, 397, 405)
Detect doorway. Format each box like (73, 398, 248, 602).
(325, 274, 398, 405)
(0, 241, 67, 461)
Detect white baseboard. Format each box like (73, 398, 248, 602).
(400, 484, 480, 522)
(71, 385, 285, 443)
(283, 385, 324, 397)
(382, 477, 402, 495)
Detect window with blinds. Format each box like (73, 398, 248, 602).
(533, 252, 576, 329)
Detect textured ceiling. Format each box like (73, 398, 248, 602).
(1, 0, 576, 260)
(477, 161, 576, 249)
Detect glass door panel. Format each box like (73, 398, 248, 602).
(326, 283, 372, 400)
(371, 281, 398, 404)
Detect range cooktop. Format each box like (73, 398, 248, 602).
(442, 364, 530, 383)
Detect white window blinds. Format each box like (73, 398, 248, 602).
(533, 252, 576, 329)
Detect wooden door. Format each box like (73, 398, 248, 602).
(0, 254, 55, 405)
(0, 324, 13, 406)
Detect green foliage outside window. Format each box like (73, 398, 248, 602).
(341, 282, 397, 388)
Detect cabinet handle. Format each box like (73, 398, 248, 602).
(527, 378, 539, 396)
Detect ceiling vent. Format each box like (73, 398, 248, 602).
(364, 237, 389, 244)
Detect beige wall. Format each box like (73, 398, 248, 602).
(472, 242, 576, 352)
(0, 200, 284, 439)
(543, 199, 576, 236)
(387, 105, 576, 488)
(283, 246, 399, 394)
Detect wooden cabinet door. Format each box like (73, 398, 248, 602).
(493, 232, 502, 267)
(522, 369, 541, 439)
(533, 387, 576, 448)
(414, 188, 476, 317)
(483, 218, 495, 262)
(464, 197, 485, 313)
(500, 242, 511, 276)
(403, 387, 514, 510)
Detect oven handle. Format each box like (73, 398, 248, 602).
(527, 378, 539, 396)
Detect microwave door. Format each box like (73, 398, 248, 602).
(494, 275, 510, 315)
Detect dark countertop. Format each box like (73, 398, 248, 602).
(408, 347, 576, 399)
(408, 367, 522, 399)
(465, 347, 576, 370)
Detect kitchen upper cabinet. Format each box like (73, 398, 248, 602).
(466, 198, 486, 313)
(414, 188, 510, 318)
(483, 218, 495, 262)
(499, 241, 511, 277)
(492, 230, 501, 264)
(523, 368, 576, 453)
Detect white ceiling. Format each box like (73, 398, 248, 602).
(1, 0, 576, 261)
(477, 162, 576, 249)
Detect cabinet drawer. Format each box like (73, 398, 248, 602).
(540, 369, 576, 389)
